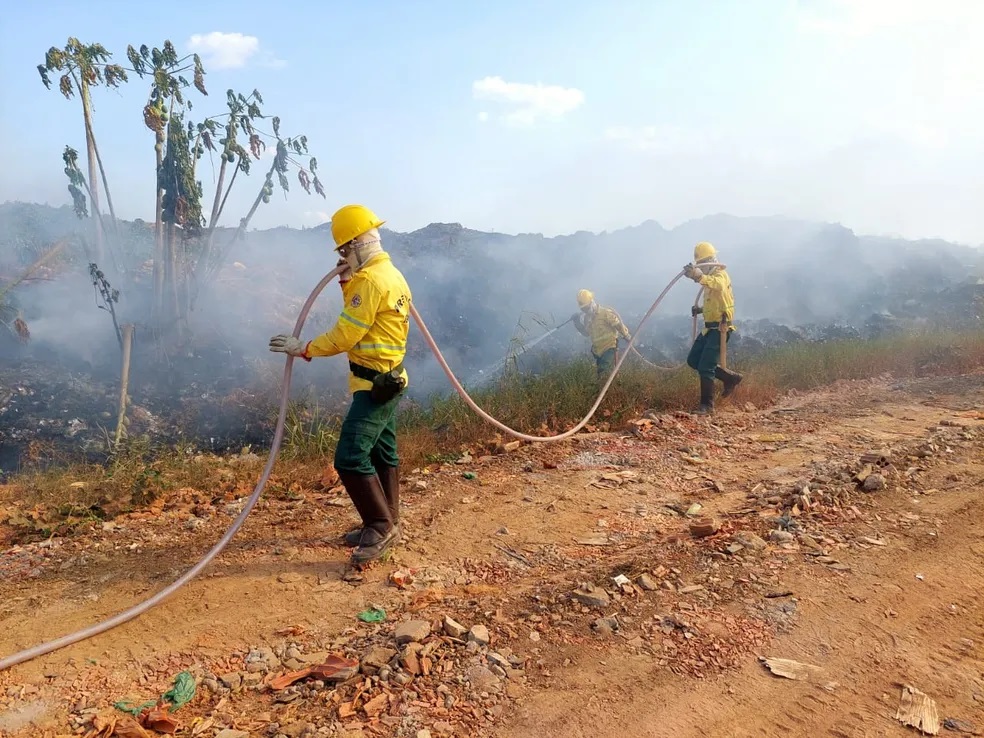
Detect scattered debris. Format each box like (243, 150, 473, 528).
(896, 684, 941, 735)
(760, 657, 823, 681)
(943, 718, 979, 735)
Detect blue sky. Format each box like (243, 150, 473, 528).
(1, 0, 982, 243)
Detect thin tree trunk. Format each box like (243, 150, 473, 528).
(153, 137, 165, 336)
(114, 324, 134, 446)
(207, 158, 228, 230)
(88, 124, 118, 231)
(79, 79, 104, 265)
(166, 222, 183, 344)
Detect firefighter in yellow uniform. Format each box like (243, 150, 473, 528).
(269, 204, 411, 565)
(572, 289, 632, 379)
(683, 241, 742, 414)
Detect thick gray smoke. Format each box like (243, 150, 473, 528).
(1, 200, 983, 473)
(4, 202, 984, 386)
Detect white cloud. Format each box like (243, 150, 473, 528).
(187, 32, 285, 70)
(472, 76, 584, 127)
(477, 111, 489, 123)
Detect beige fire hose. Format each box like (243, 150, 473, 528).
(0, 263, 725, 671)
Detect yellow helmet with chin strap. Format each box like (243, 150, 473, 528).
(330, 204, 385, 251)
(576, 289, 594, 308)
(694, 241, 716, 263)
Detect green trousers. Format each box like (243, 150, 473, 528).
(593, 347, 617, 379)
(687, 329, 732, 380)
(333, 390, 402, 476)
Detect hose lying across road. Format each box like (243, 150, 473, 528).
(0, 263, 723, 671)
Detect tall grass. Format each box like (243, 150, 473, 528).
(389, 331, 984, 461)
(5, 331, 983, 529)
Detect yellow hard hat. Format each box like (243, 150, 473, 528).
(576, 289, 594, 308)
(330, 204, 385, 250)
(694, 241, 716, 262)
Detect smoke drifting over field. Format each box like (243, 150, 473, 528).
(1, 201, 982, 472)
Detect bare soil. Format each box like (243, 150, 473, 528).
(1, 373, 983, 737)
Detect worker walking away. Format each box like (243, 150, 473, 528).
(269, 204, 411, 565)
(572, 289, 632, 379)
(683, 241, 743, 415)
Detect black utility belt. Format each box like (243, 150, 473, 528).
(350, 361, 406, 404)
(349, 361, 404, 382)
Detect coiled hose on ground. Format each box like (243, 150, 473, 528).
(0, 263, 721, 671)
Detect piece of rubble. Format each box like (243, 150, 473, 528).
(245, 646, 280, 673)
(895, 684, 941, 735)
(361, 646, 397, 672)
(468, 624, 491, 646)
(215, 730, 250, 738)
(571, 583, 611, 609)
(218, 672, 243, 691)
(443, 615, 468, 638)
(761, 657, 823, 681)
(769, 530, 795, 544)
(732, 532, 767, 552)
(283, 720, 313, 738)
(689, 517, 720, 538)
(942, 718, 977, 734)
(637, 573, 658, 591)
(394, 620, 431, 645)
(863, 474, 886, 492)
(362, 693, 389, 718)
(592, 616, 619, 635)
(465, 665, 501, 692)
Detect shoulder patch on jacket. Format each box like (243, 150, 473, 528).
(350, 294, 362, 308)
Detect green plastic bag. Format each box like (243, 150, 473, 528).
(357, 607, 387, 623)
(114, 670, 197, 716)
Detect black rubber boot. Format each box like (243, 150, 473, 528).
(715, 367, 744, 399)
(342, 465, 401, 546)
(343, 466, 402, 546)
(377, 465, 401, 530)
(692, 377, 716, 415)
(336, 471, 397, 565)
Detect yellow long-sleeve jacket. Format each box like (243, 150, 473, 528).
(575, 305, 631, 356)
(697, 267, 736, 335)
(303, 252, 412, 394)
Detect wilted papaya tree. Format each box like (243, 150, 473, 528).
(128, 41, 325, 338)
(126, 41, 206, 337)
(38, 38, 129, 266)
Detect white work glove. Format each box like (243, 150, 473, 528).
(682, 264, 702, 281)
(269, 334, 307, 357)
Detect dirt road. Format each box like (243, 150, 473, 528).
(1, 374, 982, 737)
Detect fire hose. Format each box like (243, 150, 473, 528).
(0, 263, 725, 671)
(629, 286, 705, 371)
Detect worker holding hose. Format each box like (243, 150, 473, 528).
(683, 241, 743, 414)
(572, 289, 632, 379)
(269, 204, 411, 565)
